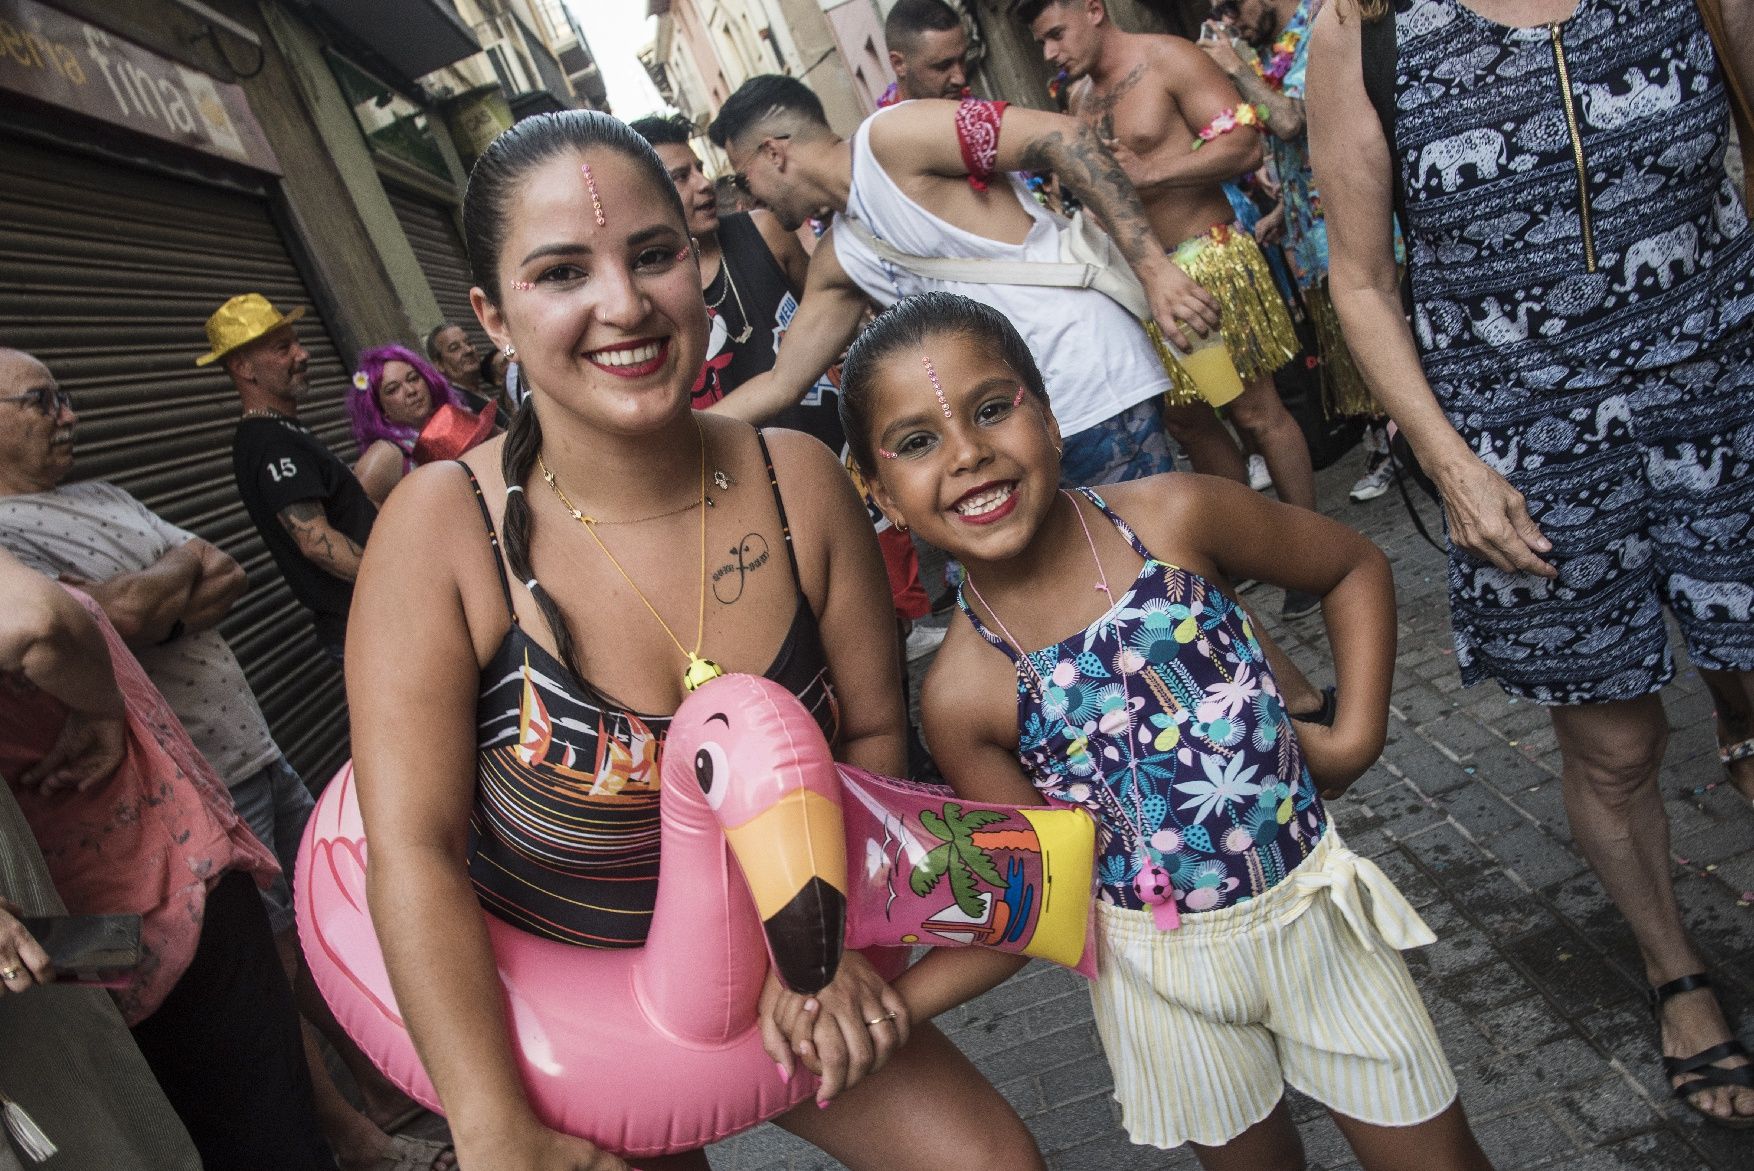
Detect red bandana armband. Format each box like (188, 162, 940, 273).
(954, 98, 1009, 192)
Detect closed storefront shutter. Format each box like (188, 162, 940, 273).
(385, 185, 491, 357)
(0, 134, 354, 784)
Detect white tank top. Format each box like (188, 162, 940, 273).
(831, 109, 1171, 437)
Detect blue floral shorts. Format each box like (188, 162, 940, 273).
(1444, 327, 1754, 705)
(1059, 399, 1176, 488)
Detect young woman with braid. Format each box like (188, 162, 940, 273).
(345, 111, 1045, 1171)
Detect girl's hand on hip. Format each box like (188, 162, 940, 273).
(1434, 454, 1556, 579)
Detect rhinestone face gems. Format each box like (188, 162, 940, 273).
(509, 280, 535, 291)
(923, 354, 950, 419)
(877, 448, 899, 460)
(1011, 384, 1026, 408)
(581, 162, 606, 226)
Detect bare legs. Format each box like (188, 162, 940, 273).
(1160, 377, 1317, 514)
(1550, 694, 1754, 1123)
(1185, 1098, 1490, 1171)
(1700, 666, 1754, 803)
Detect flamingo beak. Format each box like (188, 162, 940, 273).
(721, 789, 848, 994)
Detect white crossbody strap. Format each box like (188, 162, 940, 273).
(836, 210, 1151, 320)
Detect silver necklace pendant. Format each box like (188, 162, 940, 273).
(712, 470, 732, 491)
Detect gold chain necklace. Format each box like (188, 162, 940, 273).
(537, 420, 724, 691)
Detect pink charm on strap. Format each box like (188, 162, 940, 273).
(923, 355, 951, 418)
(953, 98, 1009, 193)
(581, 162, 606, 226)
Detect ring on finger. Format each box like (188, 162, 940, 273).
(0, 965, 20, 981)
(865, 1010, 898, 1027)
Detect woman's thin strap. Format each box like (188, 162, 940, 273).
(1078, 487, 1153, 562)
(456, 461, 519, 625)
(754, 429, 805, 595)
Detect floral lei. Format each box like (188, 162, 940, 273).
(1189, 102, 1268, 150)
(1259, 22, 1303, 91)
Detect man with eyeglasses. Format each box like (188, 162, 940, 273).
(0, 344, 449, 1170)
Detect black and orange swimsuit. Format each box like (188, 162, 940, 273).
(460, 434, 838, 948)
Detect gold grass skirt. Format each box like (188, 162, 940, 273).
(1305, 281, 1381, 418)
(1157, 223, 1299, 407)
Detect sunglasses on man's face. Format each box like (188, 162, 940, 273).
(728, 134, 791, 197)
(0, 385, 72, 417)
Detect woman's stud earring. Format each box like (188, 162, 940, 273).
(504, 345, 517, 359)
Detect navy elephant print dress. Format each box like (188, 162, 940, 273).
(1387, 0, 1754, 704)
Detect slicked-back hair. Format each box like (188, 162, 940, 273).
(708, 75, 828, 151)
(459, 109, 690, 696)
(839, 292, 1048, 472)
(885, 0, 962, 51)
(628, 113, 695, 149)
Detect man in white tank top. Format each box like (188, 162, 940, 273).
(704, 75, 1242, 486)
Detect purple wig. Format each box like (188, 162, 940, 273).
(347, 344, 465, 458)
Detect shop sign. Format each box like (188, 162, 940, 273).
(0, 0, 280, 173)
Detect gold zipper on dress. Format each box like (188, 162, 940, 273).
(1549, 23, 1598, 272)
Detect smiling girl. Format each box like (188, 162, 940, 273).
(845, 292, 1490, 1171)
(346, 117, 1043, 1171)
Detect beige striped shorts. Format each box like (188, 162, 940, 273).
(1090, 829, 1459, 1149)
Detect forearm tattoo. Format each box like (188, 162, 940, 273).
(1021, 125, 1163, 266)
(279, 500, 364, 577)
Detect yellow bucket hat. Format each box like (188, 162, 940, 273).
(195, 293, 307, 366)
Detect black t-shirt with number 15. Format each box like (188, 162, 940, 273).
(232, 415, 377, 652)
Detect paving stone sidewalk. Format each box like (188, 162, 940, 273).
(710, 461, 1754, 1171)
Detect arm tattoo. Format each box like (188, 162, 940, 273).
(278, 500, 365, 578)
(1020, 126, 1163, 267)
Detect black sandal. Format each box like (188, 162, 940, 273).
(1648, 973, 1754, 1129)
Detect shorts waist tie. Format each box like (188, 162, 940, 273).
(1273, 840, 1436, 954)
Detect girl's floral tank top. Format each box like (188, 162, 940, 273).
(957, 489, 1327, 914)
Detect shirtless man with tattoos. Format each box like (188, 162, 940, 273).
(1021, 0, 1321, 610)
(706, 73, 1235, 487)
(205, 294, 377, 662)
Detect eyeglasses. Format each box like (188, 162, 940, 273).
(728, 134, 790, 195)
(0, 385, 72, 416)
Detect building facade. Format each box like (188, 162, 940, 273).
(0, 0, 589, 783)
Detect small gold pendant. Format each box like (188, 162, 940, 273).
(683, 653, 725, 691)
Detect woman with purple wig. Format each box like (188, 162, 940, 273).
(348, 344, 496, 504)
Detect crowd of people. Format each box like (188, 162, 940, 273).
(1, 0, 1750, 1168)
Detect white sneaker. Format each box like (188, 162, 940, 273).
(1348, 454, 1395, 502)
(1247, 454, 1272, 491)
(905, 622, 948, 663)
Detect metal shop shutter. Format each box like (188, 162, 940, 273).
(385, 185, 492, 358)
(0, 134, 353, 785)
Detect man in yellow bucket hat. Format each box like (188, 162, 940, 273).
(203, 294, 376, 664)
(200, 297, 453, 1169)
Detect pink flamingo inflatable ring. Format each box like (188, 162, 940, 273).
(296, 673, 1097, 1158)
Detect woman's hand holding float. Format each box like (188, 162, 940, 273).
(760, 952, 911, 1106)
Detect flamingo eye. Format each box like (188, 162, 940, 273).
(694, 741, 731, 809)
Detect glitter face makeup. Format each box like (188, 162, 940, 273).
(923, 354, 951, 419)
(509, 279, 536, 291)
(581, 162, 606, 226)
(1011, 384, 1025, 408)
(877, 448, 899, 459)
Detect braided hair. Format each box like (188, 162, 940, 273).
(462, 110, 688, 690)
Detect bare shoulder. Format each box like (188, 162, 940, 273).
(374, 456, 482, 544)
(750, 421, 847, 492)
(749, 208, 795, 253)
(1086, 471, 1205, 546)
(920, 620, 1015, 734)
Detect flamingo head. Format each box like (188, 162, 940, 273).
(666, 674, 848, 994)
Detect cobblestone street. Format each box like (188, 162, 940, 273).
(709, 460, 1754, 1171)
